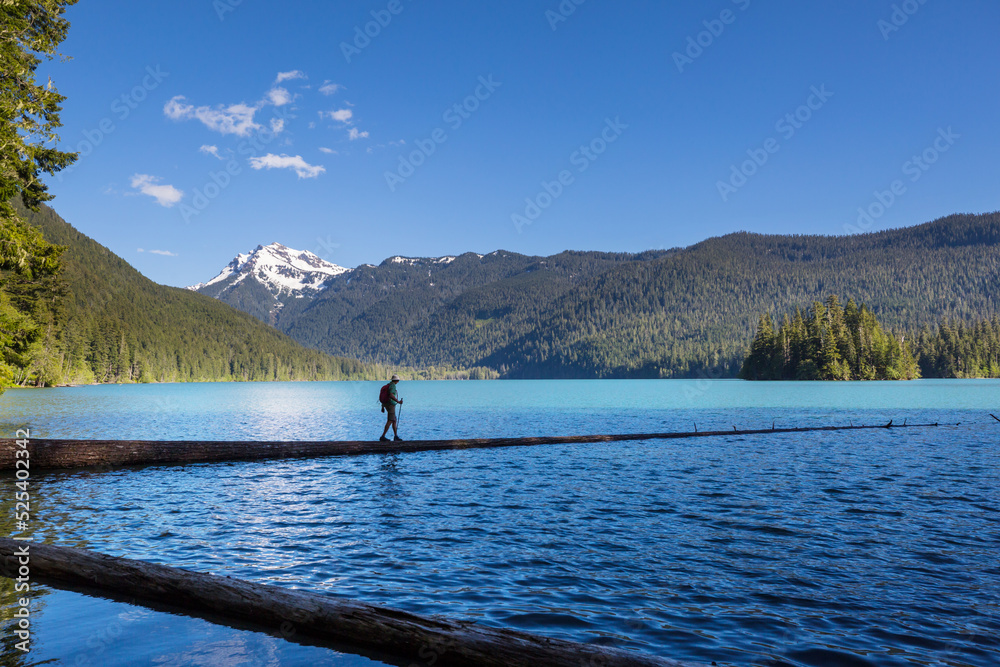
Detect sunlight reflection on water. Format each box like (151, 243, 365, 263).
(1, 380, 998, 666)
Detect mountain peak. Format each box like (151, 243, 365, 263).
(188, 243, 349, 297)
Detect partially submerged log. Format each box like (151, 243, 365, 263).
(0, 421, 956, 470)
(0, 539, 689, 667)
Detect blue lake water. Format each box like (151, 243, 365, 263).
(1, 379, 999, 666)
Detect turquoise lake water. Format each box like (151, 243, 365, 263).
(1, 379, 998, 666)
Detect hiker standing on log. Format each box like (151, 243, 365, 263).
(379, 374, 404, 442)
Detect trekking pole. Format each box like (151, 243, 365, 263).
(397, 401, 403, 432)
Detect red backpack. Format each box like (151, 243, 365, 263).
(378, 383, 392, 406)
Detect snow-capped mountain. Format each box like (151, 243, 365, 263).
(188, 243, 348, 297)
(187, 243, 349, 326)
(190, 244, 499, 332)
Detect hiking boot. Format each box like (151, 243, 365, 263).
(393, 435, 404, 442)
(379, 436, 390, 442)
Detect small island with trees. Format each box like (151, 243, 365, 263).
(740, 295, 1000, 380)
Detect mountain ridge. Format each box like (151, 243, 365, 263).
(191, 211, 1000, 379)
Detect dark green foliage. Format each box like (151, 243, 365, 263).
(914, 318, 1000, 378)
(1, 0, 78, 391)
(740, 296, 920, 380)
(0, 0, 78, 218)
(13, 204, 381, 385)
(199, 269, 281, 326)
(0, 214, 66, 387)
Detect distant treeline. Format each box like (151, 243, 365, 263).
(914, 317, 1000, 378)
(741, 295, 999, 380)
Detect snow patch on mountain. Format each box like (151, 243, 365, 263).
(188, 242, 348, 297)
(388, 255, 457, 266)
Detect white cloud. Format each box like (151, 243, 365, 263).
(130, 174, 183, 207)
(248, 154, 325, 179)
(164, 96, 261, 137)
(321, 108, 353, 123)
(267, 86, 293, 106)
(348, 128, 369, 140)
(270, 118, 285, 134)
(275, 70, 306, 84)
(318, 147, 338, 154)
(199, 145, 224, 159)
(149, 249, 178, 256)
(319, 81, 341, 96)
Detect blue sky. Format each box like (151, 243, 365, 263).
(42, 0, 1000, 287)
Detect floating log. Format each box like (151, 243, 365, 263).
(0, 539, 688, 667)
(0, 422, 957, 470)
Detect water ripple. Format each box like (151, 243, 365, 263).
(1, 381, 998, 666)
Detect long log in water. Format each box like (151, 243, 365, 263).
(0, 422, 954, 470)
(0, 539, 689, 667)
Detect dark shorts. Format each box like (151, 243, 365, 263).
(385, 403, 397, 421)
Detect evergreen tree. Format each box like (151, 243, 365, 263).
(740, 313, 775, 380)
(740, 295, 921, 381)
(1, 0, 78, 391)
(913, 317, 1000, 378)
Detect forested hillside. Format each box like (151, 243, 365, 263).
(13, 203, 377, 385)
(214, 212, 1000, 379)
(487, 212, 1000, 378)
(279, 250, 670, 369)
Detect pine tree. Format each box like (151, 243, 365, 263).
(1, 1, 78, 391)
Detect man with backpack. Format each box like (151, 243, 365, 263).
(379, 374, 404, 442)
